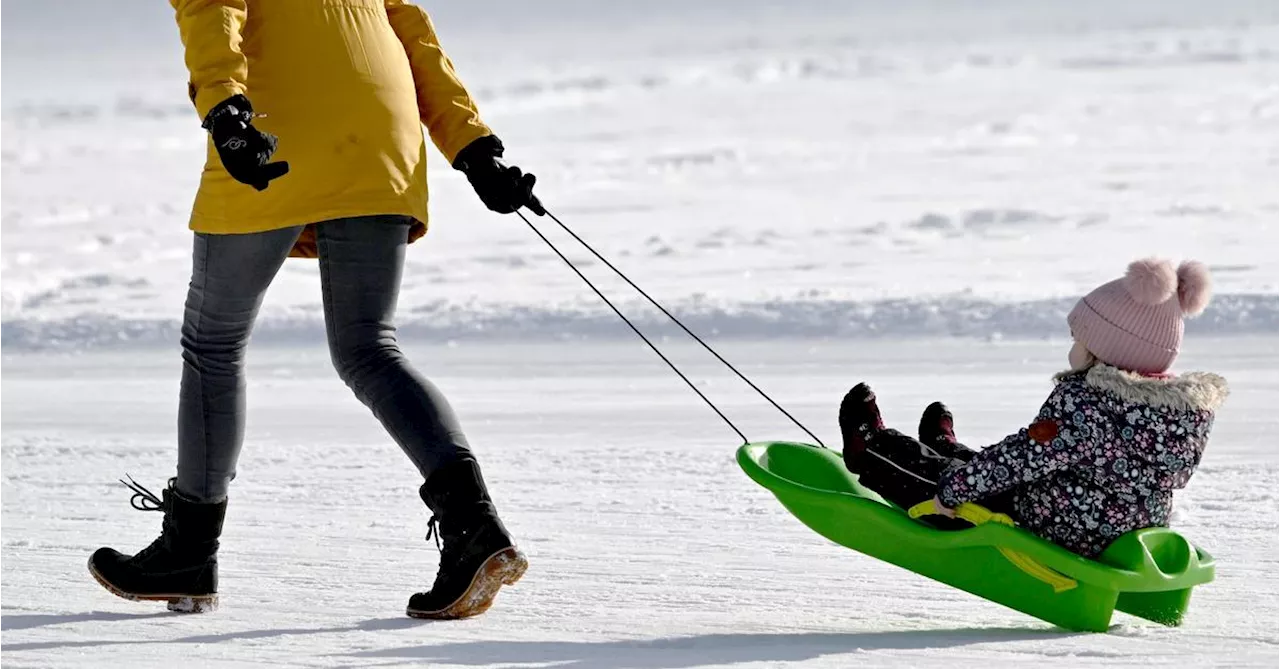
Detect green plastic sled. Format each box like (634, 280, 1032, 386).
(737, 441, 1215, 632)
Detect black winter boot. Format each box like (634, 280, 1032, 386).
(838, 385, 967, 528)
(918, 402, 976, 463)
(407, 457, 527, 619)
(88, 478, 224, 613)
(839, 383, 885, 473)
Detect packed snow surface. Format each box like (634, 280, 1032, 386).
(2, 339, 1277, 667)
(2, 0, 1277, 667)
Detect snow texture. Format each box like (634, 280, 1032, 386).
(2, 0, 1278, 666)
(2, 339, 1277, 667)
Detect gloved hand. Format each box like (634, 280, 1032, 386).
(202, 95, 290, 191)
(931, 495, 957, 518)
(452, 135, 545, 215)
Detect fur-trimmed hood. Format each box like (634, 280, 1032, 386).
(1055, 364, 1229, 413)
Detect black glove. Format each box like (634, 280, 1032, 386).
(202, 95, 290, 191)
(452, 135, 544, 215)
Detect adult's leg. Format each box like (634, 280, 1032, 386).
(91, 225, 301, 610)
(314, 216, 472, 477)
(176, 226, 303, 501)
(315, 215, 524, 619)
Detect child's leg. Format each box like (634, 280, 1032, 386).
(915, 401, 1026, 516)
(840, 385, 963, 511)
(856, 430, 964, 510)
(842, 386, 1023, 529)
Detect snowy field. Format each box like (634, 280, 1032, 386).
(2, 338, 1277, 668)
(3, 0, 1278, 667)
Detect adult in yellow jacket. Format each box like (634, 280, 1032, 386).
(88, 0, 536, 620)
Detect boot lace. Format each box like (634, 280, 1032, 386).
(425, 515, 470, 574)
(119, 475, 170, 562)
(121, 475, 165, 512)
(425, 516, 442, 551)
(424, 515, 457, 591)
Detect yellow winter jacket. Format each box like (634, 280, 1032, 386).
(170, 0, 493, 257)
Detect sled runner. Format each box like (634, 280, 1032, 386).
(737, 441, 1215, 632)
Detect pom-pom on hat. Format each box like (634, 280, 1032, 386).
(1067, 259, 1212, 374)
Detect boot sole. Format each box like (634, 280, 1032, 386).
(406, 546, 528, 620)
(87, 559, 218, 613)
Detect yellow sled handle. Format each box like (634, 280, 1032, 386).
(909, 501, 1078, 594)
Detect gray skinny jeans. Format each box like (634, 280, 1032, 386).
(175, 216, 471, 502)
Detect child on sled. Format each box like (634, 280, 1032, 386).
(840, 258, 1228, 558)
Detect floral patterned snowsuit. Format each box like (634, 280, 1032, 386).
(851, 364, 1227, 557)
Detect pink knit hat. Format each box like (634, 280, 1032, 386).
(1067, 258, 1212, 374)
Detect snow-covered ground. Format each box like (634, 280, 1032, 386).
(2, 337, 1277, 667)
(3, 0, 1278, 666)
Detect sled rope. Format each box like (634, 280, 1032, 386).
(909, 501, 1078, 593)
(516, 208, 824, 447)
(516, 210, 747, 444)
